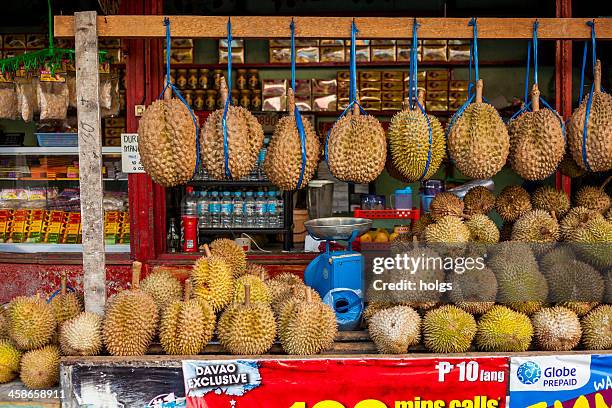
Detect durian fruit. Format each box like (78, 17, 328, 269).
(201, 79, 264, 180)
(463, 186, 495, 216)
(272, 285, 320, 320)
(566, 215, 612, 268)
(508, 84, 565, 180)
(279, 288, 337, 355)
(546, 259, 604, 306)
(217, 285, 276, 355)
(245, 263, 270, 280)
(137, 93, 197, 187)
(511, 210, 560, 243)
(568, 60, 612, 172)
(233, 274, 270, 304)
(581, 304, 612, 350)
(388, 92, 446, 182)
(559, 206, 602, 240)
(411, 213, 434, 241)
(159, 279, 215, 355)
(447, 79, 510, 179)
(7, 295, 56, 350)
(532, 306, 581, 351)
(429, 192, 464, 221)
(327, 103, 386, 183)
(368, 305, 421, 354)
(362, 302, 397, 323)
(539, 246, 576, 277)
(559, 152, 586, 178)
(140, 267, 183, 315)
(210, 238, 247, 277)
(465, 214, 500, 243)
(20, 345, 60, 389)
(424, 216, 470, 244)
(50, 272, 81, 326)
(267, 272, 305, 306)
(103, 262, 159, 356)
(531, 186, 570, 218)
(0, 339, 21, 383)
(0, 306, 8, 339)
(264, 88, 320, 190)
(448, 267, 497, 315)
(606, 268, 612, 304)
(488, 241, 537, 273)
(476, 305, 533, 352)
(59, 312, 102, 356)
(495, 185, 532, 222)
(191, 245, 234, 313)
(574, 176, 611, 214)
(422, 305, 477, 353)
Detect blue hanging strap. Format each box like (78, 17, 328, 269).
(221, 18, 233, 179)
(158, 18, 200, 177)
(579, 20, 598, 172)
(47, 285, 76, 303)
(469, 18, 479, 82)
(290, 19, 308, 190)
(324, 19, 365, 163)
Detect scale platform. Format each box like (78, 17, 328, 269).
(304, 217, 371, 242)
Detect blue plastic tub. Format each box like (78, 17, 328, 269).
(36, 133, 78, 147)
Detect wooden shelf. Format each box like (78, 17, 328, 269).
(193, 109, 453, 117)
(170, 60, 522, 69)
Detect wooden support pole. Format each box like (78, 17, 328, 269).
(55, 16, 612, 39)
(75, 11, 106, 314)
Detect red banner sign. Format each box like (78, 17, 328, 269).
(182, 357, 509, 408)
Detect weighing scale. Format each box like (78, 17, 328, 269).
(303, 217, 372, 330)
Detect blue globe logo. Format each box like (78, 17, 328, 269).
(517, 361, 542, 385)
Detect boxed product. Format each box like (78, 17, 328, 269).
(269, 47, 291, 63)
(360, 90, 381, 100)
(448, 40, 470, 61)
(312, 79, 337, 95)
(371, 45, 396, 62)
(337, 71, 350, 82)
(346, 46, 370, 62)
(26, 34, 46, 49)
(269, 40, 290, 47)
(293, 79, 312, 97)
(450, 80, 470, 91)
(427, 90, 449, 101)
(320, 39, 344, 46)
(359, 71, 381, 82)
(320, 46, 345, 63)
(381, 91, 403, 101)
(427, 80, 448, 92)
(360, 81, 381, 91)
(262, 96, 286, 111)
(219, 39, 244, 48)
(219, 48, 244, 63)
(382, 100, 402, 110)
(427, 69, 450, 81)
(3, 34, 26, 49)
(262, 79, 287, 97)
(164, 48, 193, 64)
(361, 100, 381, 111)
(295, 95, 312, 111)
(422, 40, 448, 62)
(313, 94, 337, 111)
(296, 47, 319, 63)
(382, 71, 403, 82)
(381, 81, 403, 91)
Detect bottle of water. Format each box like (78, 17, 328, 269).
(209, 191, 221, 228)
(232, 191, 244, 227)
(244, 191, 256, 228)
(255, 191, 267, 228)
(220, 191, 233, 228)
(197, 191, 209, 230)
(275, 190, 284, 228)
(266, 190, 277, 228)
(257, 137, 269, 180)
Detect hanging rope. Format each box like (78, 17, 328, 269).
(158, 18, 200, 177)
(290, 19, 308, 190)
(579, 20, 600, 172)
(222, 17, 233, 179)
(324, 19, 366, 163)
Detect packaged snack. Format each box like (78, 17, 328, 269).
(16, 78, 36, 122)
(320, 46, 345, 63)
(371, 45, 396, 62)
(296, 47, 319, 63)
(313, 94, 337, 111)
(0, 80, 19, 120)
(269, 47, 290, 63)
(37, 74, 69, 120)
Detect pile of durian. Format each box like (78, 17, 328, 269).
(366, 180, 612, 354)
(0, 239, 337, 389)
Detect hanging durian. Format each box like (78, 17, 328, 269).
(508, 84, 565, 180)
(327, 102, 386, 183)
(159, 279, 215, 355)
(463, 186, 495, 216)
(265, 88, 320, 190)
(429, 192, 464, 221)
(532, 306, 581, 351)
(447, 79, 510, 179)
(388, 91, 445, 182)
(422, 305, 477, 353)
(581, 304, 612, 350)
(531, 186, 570, 218)
(103, 262, 159, 356)
(20, 345, 60, 389)
(495, 185, 532, 222)
(0, 339, 21, 383)
(368, 305, 421, 354)
(59, 312, 102, 356)
(279, 288, 337, 355)
(476, 305, 533, 352)
(140, 267, 183, 315)
(191, 244, 234, 313)
(574, 176, 611, 214)
(217, 285, 276, 355)
(7, 295, 56, 351)
(50, 272, 82, 325)
(558, 151, 586, 178)
(210, 238, 247, 277)
(568, 60, 612, 172)
(137, 88, 197, 187)
(201, 79, 264, 180)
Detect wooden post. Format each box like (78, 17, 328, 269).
(75, 11, 106, 314)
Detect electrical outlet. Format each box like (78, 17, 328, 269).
(135, 105, 146, 117)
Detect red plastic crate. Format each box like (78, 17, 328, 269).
(353, 208, 420, 221)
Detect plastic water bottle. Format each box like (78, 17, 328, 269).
(266, 191, 277, 228)
(257, 137, 269, 180)
(255, 191, 267, 228)
(209, 191, 221, 228)
(220, 191, 233, 228)
(232, 191, 244, 227)
(274, 190, 284, 228)
(197, 191, 209, 230)
(244, 191, 256, 228)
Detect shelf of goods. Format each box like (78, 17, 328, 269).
(0, 243, 130, 253)
(354, 208, 421, 220)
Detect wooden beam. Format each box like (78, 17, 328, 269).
(55, 16, 612, 39)
(75, 11, 106, 315)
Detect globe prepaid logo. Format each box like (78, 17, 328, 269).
(517, 361, 578, 387)
(517, 361, 542, 385)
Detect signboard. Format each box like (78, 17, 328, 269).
(182, 357, 508, 408)
(509, 354, 612, 408)
(120, 133, 145, 173)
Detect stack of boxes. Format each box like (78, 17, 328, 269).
(261, 79, 338, 112)
(164, 39, 194, 64)
(219, 39, 245, 63)
(103, 117, 126, 147)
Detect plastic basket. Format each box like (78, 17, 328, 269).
(36, 133, 78, 147)
(353, 208, 420, 221)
